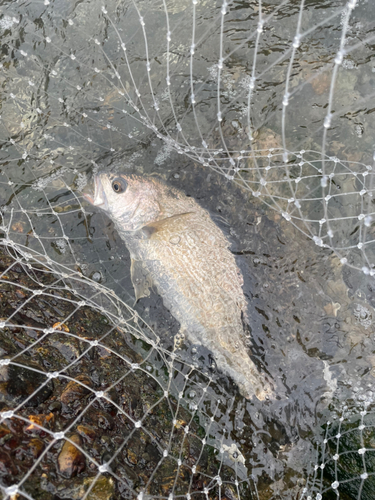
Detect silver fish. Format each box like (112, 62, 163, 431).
(83, 173, 272, 400)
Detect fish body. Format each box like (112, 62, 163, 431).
(84, 173, 272, 400)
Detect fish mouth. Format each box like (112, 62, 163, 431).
(82, 191, 95, 205)
(82, 175, 106, 208)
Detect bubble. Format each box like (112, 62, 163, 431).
(91, 271, 102, 282)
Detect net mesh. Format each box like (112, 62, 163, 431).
(1, 0, 375, 498)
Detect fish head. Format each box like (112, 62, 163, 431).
(82, 172, 162, 231)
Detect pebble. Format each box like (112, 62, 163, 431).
(0, 449, 17, 476)
(60, 374, 93, 404)
(57, 434, 86, 478)
(88, 476, 115, 499)
(127, 450, 138, 465)
(27, 438, 45, 458)
(77, 424, 97, 442)
(25, 413, 54, 436)
(5, 359, 54, 406)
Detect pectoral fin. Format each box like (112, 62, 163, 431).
(141, 212, 194, 240)
(130, 259, 153, 304)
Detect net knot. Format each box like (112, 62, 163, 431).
(323, 113, 332, 128)
(293, 35, 300, 48)
(5, 485, 18, 496)
(1, 410, 14, 419)
(313, 236, 323, 247)
(334, 50, 345, 65)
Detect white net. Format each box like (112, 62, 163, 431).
(303, 405, 375, 500)
(1, 0, 375, 498)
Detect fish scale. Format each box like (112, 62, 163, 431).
(83, 173, 273, 400)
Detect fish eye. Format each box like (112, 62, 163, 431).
(111, 178, 127, 194)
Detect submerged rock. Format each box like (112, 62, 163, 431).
(60, 374, 93, 404)
(57, 434, 86, 478)
(1, 357, 54, 407)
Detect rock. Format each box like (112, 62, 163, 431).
(87, 476, 115, 500)
(27, 438, 45, 458)
(0, 424, 11, 439)
(144, 442, 161, 463)
(87, 409, 114, 430)
(25, 413, 54, 436)
(3, 358, 54, 406)
(48, 401, 62, 412)
(60, 375, 93, 404)
(40, 476, 115, 500)
(0, 449, 17, 476)
(57, 434, 86, 478)
(76, 424, 97, 442)
(127, 449, 138, 465)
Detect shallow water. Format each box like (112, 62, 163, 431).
(1, 0, 375, 498)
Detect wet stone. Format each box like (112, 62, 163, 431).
(0, 449, 17, 476)
(88, 475, 115, 500)
(144, 442, 161, 463)
(25, 413, 54, 436)
(87, 409, 114, 430)
(0, 424, 11, 439)
(48, 401, 62, 412)
(27, 438, 45, 458)
(157, 459, 191, 497)
(58, 434, 86, 478)
(77, 424, 97, 442)
(127, 449, 138, 465)
(0, 247, 260, 499)
(41, 475, 115, 500)
(3, 359, 54, 407)
(60, 374, 93, 404)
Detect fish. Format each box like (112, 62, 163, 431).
(83, 172, 273, 400)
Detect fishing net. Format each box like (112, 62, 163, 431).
(1, 0, 375, 498)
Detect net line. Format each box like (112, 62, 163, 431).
(1, 0, 375, 499)
(302, 404, 375, 500)
(1, 0, 375, 274)
(1, 241, 254, 500)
